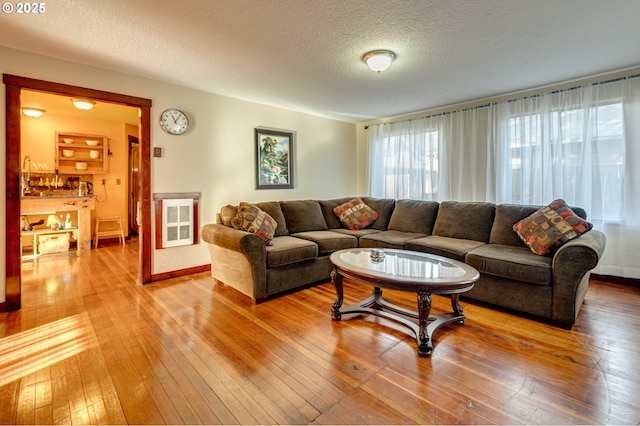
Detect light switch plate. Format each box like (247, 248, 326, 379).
(153, 147, 162, 158)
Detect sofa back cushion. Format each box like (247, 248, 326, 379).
(360, 197, 396, 230)
(279, 200, 328, 234)
(255, 201, 289, 237)
(219, 202, 288, 236)
(433, 201, 496, 242)
(333, 198, 379, 230)
(490, 203, 588, 246)
(231, 202, 278, 245)
(320, 197, 358, 229)
(387, 199, 439, 234)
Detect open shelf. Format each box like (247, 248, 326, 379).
(56, 132, 108, 174)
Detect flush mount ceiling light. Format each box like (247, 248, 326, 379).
(72, 99, 96, 110)
(22, 107, 45, 118)
(362, 50, 396, 73)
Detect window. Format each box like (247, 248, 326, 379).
(371, 126, 440, 200)
(506, 102, 624, 220)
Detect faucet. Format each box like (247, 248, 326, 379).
(22, 155, 31, 194)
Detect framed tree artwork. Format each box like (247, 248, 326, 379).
(255, 128, 294, 189)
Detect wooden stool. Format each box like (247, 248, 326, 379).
(94, 216, 125, 248)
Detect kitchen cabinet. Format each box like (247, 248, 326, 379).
(56, 132, 108, 174)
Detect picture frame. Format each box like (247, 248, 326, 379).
(255, 128, 294, 189)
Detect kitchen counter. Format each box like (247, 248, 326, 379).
(21, 196, 96, 253)
(21, 192, 97, 199)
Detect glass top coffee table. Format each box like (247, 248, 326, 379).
(330, 248, 479, 357)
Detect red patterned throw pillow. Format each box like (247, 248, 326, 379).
(232, 202, 278, 245)
(513, 199, 593, 256)
(333, 198, 379, 230)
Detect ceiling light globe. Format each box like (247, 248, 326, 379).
(22, 108, 45, 118)
(363, 50, 396, 73)
(72, 99, 96, 110)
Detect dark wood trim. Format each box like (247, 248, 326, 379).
(151, 264, 211, 282)
(0, 302, 5, 313)
(5, 82, 22, 311)
(3, 74, 153, 306)
(3, 74, 152, 107)
(152, 192, 201, 200)
(592, 274, 640, 287)
(154, 199, 163, 250)
(193, 200, 200, 245)
(139, 105, 152, 284)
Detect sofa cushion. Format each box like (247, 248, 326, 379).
(292, 231, 357, 255)
(333, 198, 379, 230)
(331, 228, 382, 238)
(255, 201, 289, 236)
(266, 236, 318, 268)
(513, 199, 593, 256)
(360, 197, 396, 230)
(387, 199, 439, 234)
(405, 235, 486, 262)
(231, 202, 278, 245)
(331, 228, 383, 246)
(490, 204, 541, 246)
(280, 200, 328, 234)
(359, 230, 428, 249)
(432, 201, 496, 242)
(466, 244, 552, 286)
(320, 197, 355, 229)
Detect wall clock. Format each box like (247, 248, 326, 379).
(160, 108, 189, 135)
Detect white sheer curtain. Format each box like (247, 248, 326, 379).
(368, 117, 443, 200)
(367, 76, 640, 279)
(368, 108, 490, 201)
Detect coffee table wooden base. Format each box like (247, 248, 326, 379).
(331, 273, 466, 357)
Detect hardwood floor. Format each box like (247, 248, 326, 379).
(1, 240, 639, 424)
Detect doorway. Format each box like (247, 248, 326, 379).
(4, 74, 153, 311)
(128, 135, 140, 237)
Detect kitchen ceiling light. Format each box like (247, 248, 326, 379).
(363, 50, 396, 73)
(72, 99, 96, 110)
(22, 107, 45, 117)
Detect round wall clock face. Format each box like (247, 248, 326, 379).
(160, 108, 189, 135)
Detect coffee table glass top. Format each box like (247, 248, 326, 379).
(330, 248, 478, 284)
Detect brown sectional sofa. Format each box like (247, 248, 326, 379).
(200, 197, 606, 328)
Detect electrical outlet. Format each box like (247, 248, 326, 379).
(153, 147, 162, 158)
(116, 178, 121, 185)
(101, 178, 106, 185)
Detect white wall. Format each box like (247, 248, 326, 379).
(1, 46, 357, 303)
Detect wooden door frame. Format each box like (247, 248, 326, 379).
(3, 74, 153, 311)
(128, 134, 140, 237)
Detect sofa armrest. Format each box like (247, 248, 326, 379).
(200, 223, 263, 254)
(551, 229, 606, 326)
(200, 223, 267, 300)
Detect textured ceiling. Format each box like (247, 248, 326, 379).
(2, 0, 640, 123)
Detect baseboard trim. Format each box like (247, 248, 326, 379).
(151, 264, 211, 283)
(0, 302, 4, 313)
(591, 273, 640, 287)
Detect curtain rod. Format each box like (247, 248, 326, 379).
(364, 73, 640, 129)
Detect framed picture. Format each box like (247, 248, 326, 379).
(255, 128, 294, 189)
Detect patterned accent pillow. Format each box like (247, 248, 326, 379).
(231, 202, 278, 245)
(513, 199, 593, 256)
(333, 198, 379, 230)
